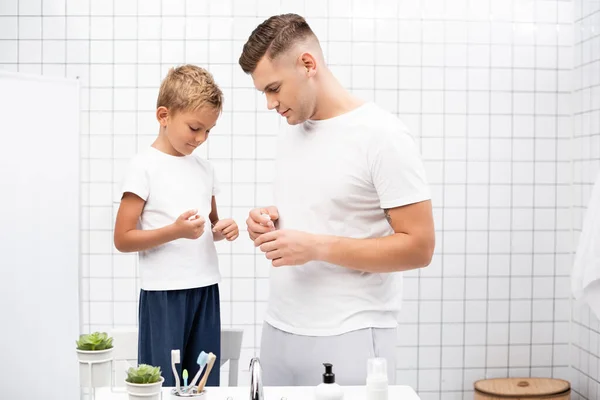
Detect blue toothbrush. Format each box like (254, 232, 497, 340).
(184, 351, 209, 393)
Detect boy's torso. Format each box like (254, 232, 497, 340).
(135, 148, 220, 291)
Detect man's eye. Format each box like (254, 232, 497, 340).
(190, 126, 199, 131)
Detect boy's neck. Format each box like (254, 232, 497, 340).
(152, 128, 184, 157)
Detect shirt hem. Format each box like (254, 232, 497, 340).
(140, 275, 221, 291)
(264, 314, 399, 337)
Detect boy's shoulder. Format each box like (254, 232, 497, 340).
(125, 147, 157, 170)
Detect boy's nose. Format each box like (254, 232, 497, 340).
(195, 132, 207, 142)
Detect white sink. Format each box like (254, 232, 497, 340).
(95, 385, 421, 400)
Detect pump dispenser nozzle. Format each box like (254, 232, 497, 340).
(315, 362, 344, 400)
(322, 363, 335, 384)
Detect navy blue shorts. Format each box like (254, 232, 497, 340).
(137, 284, 221, 387)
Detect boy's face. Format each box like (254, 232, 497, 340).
(157, 106, 219, 156)
(251, 53, 317, 125)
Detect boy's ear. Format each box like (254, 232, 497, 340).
(156, 106, 169, 126)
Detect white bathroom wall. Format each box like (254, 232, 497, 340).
(0, 0, 574, 399)
(572, 1, 600, 399)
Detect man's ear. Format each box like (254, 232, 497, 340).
(299, 52, 317, 77)
(156, 106, 169, 126)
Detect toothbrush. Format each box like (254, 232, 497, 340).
(185, 351, 210, 393)
(260, 212, 274, 228)
(183, 369, 188, 390)
(171, 349, 181, 393)
(196, 352, 217, 394)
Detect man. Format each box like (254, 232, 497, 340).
(238, 14, 435, 386)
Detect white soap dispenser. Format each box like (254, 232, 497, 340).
(315, 363, 344, 400)
(366, 358, 388, 400)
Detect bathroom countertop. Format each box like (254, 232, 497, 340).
(95, 385, 421, 399)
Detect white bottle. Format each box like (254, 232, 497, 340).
(366, 358, 388, 400)
(315, 363, 344, 400)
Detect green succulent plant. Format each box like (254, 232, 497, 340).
(75, 332, 114, 351)
(125, 364, 162, 384)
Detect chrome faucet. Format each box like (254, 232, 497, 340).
(249, 357, 264, 400)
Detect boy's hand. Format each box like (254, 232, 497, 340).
(174, 209, 205, 239)
(212, 218, 239, 241)
(247, 206, 279, 240)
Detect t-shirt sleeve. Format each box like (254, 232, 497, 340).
(368, 123, 431, 209)
(119, 157, 150, 201)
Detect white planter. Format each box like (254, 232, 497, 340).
(126, 376, 165, 400)
(76, 348, 113, 388)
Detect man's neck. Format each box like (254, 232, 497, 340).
(310, 73, 365, 121)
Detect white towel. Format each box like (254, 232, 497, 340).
(572, 171, 600, 320)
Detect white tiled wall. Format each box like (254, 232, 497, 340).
(572, 1, 600, 399)
(0, 0, 576, 399)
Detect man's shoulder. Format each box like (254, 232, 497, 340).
(352, 103, 414, 143)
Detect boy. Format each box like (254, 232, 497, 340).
(114, 64, 238, 387)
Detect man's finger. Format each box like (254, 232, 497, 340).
(265, 206, 279, 220)
(265, 250, 282, 260)
(259, 240, 278, 253)
(272, 258, 285, 267)
(248, 220, 273, 234)
(254, 231, 278, 247)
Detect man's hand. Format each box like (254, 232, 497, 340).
(173, 209, 206, 239)
(212, 218, 239, 241)
(254, 229, 319, 267)
(246, 206, 279, 240)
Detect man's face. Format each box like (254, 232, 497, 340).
(251, 54, 316, 125)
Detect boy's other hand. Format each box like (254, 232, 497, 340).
(174, 209, 205, 239)
(247, 206, 279, 240)
(212, 218, 239, 241)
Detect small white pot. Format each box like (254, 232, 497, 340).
(125, 376, 165, 400)
(76, 348, 113, 388)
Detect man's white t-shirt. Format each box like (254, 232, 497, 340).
(267, 102, 431, 336)
(119, 147, 221, 291)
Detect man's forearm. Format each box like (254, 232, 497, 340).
(314, 233, 434, 273)
(114, 225, 180, 253)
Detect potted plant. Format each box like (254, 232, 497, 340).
(75, 331, 114, 388)
(125, 364, 165, 400)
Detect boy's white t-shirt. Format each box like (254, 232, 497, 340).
(119, 147, 221, 291)
(267, 102, 431, 336)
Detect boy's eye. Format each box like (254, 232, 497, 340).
(189, 126, 199, 132)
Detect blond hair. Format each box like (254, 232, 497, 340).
(157, 64, 223, 113)
(239, 14, 316, 74)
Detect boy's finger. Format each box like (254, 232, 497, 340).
(212, 219, 229, 231)
(221, 224, 237, 235)
(180, 209, 198, 220)
(191, 216, 205, 226)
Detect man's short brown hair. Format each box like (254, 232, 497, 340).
(238, 13, 316, 74)
(157, 64, 223, 114)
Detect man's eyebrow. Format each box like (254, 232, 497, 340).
(261, 81, 281, 92)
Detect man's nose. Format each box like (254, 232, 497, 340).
(266, 94, 279, 110)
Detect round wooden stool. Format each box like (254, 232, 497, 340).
(474, 377, 571, 399)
